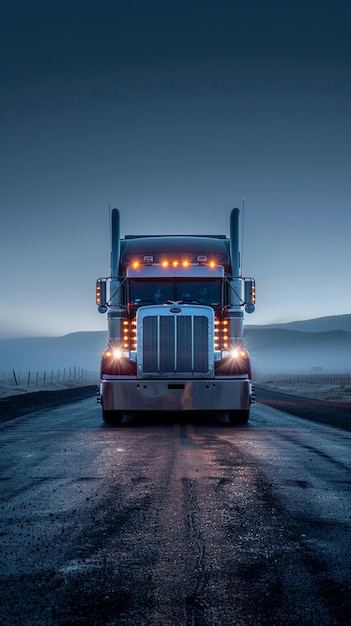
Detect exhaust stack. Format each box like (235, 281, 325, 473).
(108, 208, 124, 345)
(228, 208, 244, 342)
(110, 208, 120, 283)
(230, 208, 240, 280)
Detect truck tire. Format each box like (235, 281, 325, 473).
(102, 409, 123, 424)
(228, 410, 249, 424)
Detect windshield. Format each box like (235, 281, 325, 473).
(128, 279, 222, 306)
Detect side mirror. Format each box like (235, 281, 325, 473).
(244, 278, 255, 313)
(96, 279, 108, 313)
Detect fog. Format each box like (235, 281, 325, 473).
(0, 332, 107, 381)
(246, 329, 351, 375)
(1, 324, 350, 382)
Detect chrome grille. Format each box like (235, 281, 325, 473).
(138, 308, 213, 376)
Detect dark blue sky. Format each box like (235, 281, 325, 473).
(1, 0, 350, 337)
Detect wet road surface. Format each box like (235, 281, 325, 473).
(1, 397, 351, 625)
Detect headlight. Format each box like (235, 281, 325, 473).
(103, 349, 130, 359)
(221, 348, 248, 360)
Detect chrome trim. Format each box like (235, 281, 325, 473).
(101, 378, 251, 412)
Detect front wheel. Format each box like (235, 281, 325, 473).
(102, 409, 123, 424)
(228, 410, 249, 424)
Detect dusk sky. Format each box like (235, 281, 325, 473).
(1, 0, 350, 338)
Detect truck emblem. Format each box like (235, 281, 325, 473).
(170, 307, 181, 313)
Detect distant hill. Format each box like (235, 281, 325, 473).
(246, 314, 351, 333)
(244, 328, 351, 373)
(0, 315, 350, 376)
(0, 332, 107, 375)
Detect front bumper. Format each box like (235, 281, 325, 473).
(100, 377, 252, 412)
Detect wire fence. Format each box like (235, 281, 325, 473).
(2, 366, 99, 388)
(3, 368, 351, 388)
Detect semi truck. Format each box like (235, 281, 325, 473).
(96, 207, 256, 424)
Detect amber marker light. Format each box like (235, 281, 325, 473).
(96, 285, 102, 304)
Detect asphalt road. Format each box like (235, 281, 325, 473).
(1, 393, 351, 625)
